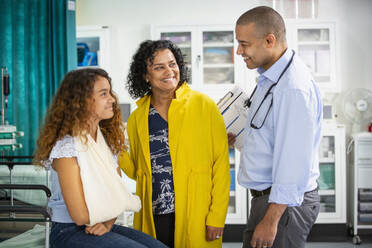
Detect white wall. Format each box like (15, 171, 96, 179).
(76, 0, 372, 134)
(76, 0, 263, 105)
(316, 0, 372, 133)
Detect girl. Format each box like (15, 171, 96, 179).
(34, 68, 167, 248)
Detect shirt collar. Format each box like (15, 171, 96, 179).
(257, 48, 293, 84)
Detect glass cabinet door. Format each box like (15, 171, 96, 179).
(318, 135, 336, 214)
(226, 148, 247, 224)
(202, 31, 234, 85)
(76, 27, 111, 71)
(77, 36, 100, 67)
(160, 32, 192, 84)
(228, 148, 237, 214)
(316, 125, 346, 224)
(153, 25, 245, 96)
(297, 28, 331, 83)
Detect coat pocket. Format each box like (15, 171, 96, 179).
(186, 171, 212, 235)
(134, 170, 148, 230)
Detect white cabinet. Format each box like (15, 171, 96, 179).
(244, 124, 346, 224)
(348, 133, 372, 244)
(316, 124, 346, 223)
(76, 26, 111, 71)
(151, 25, 248, 101)
(226, 148, 247, 224)
(286, 21, 338, 92)
(152, 22, 340, 226)
(153, 21, 338, 94)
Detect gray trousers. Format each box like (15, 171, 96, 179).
(243, 189, 320, 248)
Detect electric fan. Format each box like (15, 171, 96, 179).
(343, 88, 372, 133)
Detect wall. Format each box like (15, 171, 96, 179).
(317, 0, 372, 133)
(76, 0, 372, 134)
(76, 0, 262, 105)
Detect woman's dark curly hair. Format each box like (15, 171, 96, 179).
(34, 68, 126, 166)
(126, 39, 189, 99)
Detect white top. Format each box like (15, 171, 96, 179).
(45, 135, 118, 223)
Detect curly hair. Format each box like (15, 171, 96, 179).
(34, 68, 126, 166)
(126, 39, 189, 99)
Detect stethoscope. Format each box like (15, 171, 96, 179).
(244, 50, 295, 129)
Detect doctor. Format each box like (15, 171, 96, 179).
(228, 6, 323, 248)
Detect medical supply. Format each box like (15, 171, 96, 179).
(0, 67, 23, 151)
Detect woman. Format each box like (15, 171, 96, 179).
(120, 40, 230, 248)
(34, 68, 167, 248)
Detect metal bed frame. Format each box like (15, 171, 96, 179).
(0, 156, 51, 248)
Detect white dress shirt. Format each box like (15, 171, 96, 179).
(238, 49, 323, 207)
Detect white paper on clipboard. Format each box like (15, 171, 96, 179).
(217, 86, 250, 151)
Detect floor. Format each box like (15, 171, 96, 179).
(222, 242, 372, 248)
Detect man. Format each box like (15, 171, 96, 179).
(229, 6, 323, 248)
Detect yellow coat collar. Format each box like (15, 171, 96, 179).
(135, 82, 190, 107)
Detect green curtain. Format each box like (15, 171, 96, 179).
(0, 0, 77, 156)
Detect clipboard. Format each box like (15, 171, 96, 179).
(217, 86, 249, 151)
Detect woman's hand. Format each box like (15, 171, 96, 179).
(85, 223, 111, 236)
(206, 225, 224, 241)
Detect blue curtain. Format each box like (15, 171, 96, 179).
(0, 0, 77, 156)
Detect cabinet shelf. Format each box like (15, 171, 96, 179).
(314, 73, 331, 77)
(319, 158, 335, 163)
(355, 224, 372, 228)
(177, 44, 191, 48)
(319, 189, 335, 196)
(203, 42, 234, 47)
(203, 63, 234, 68)
(298, 41, 330, 46)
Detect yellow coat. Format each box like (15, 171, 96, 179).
(119, 83, 230, 248)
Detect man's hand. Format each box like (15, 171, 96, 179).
(206, 225, 224, 242)
(85, 222, 111, 236)
(250, 218, 277, 248)
(227, 132, 236, 147)
(250, 203, 287, 248)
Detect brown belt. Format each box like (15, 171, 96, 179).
(250, 187, 271, 198)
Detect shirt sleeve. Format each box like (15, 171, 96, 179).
(269, 89, 317, 207)
(44, 135, 78, 169)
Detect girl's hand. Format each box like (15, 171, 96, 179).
(85, 223, 110, 236)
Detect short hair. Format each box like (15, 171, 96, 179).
(236, 6, 286, 43)
(126, 40, 189, 99)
